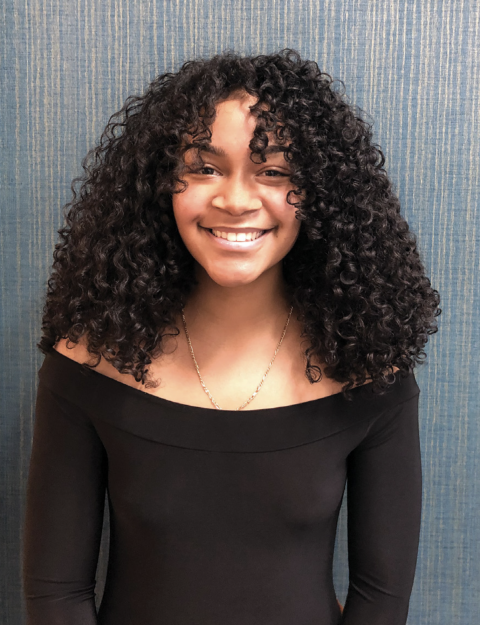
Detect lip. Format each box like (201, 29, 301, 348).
(201, 226, 271, 233)
(200, 226, 273, 250)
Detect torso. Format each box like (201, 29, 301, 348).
(54, 314, 381, 411)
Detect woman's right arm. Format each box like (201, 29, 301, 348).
(23, 357, 108, 624)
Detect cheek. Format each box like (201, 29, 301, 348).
(277, 202, 300, 238)
(283, 219, 301, 251)
(286, 207, 301, 231)
(172, 191, 202, 232)
(277, 210, 301, 256)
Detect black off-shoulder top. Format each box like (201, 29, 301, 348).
(23, 349, 422, 625)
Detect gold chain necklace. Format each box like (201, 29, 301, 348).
(181, 305, 294, 411)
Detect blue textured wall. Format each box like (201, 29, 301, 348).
(1, 1, 479, 623)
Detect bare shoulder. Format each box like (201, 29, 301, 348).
(53, 337, 135, 386)
(54, 336, 122, 374)
(54, 336, 94, 365)
(353, 365, 400, 388)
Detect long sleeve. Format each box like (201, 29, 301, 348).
(22, 378, 108, 625)
(341, 392, 422, 625)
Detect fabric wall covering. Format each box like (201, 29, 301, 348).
(1, 1, 478, 623)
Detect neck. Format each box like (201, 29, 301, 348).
(182, 263, 293, 346)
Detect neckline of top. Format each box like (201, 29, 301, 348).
(46, 348, 407, 416)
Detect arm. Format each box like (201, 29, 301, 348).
(23, 376, 107, 624)
(340, 392, 422, 625)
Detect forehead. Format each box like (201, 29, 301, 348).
(181, 143, 292, 168)
(191, 143, 290, 158)
(182, 93, 291, 158)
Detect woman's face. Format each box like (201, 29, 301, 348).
(172, 93, 301, 288)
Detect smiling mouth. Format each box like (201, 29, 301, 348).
(211, 229, 265, 242)
(201, 226, 272, 242)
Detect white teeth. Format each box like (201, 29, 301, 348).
(211, 229, 264, 242)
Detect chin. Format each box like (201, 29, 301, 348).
(203, 265, 262, 288)
(209, 274, 260, 289)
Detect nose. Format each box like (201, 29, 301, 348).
(211, 174, 262, 214)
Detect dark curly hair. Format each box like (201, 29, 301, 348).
(39, 48, 441, 400)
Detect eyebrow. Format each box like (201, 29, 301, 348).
(197, 144, 288, 157)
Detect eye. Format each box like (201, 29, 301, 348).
(188, 165, 219, 175)
(189, 166, 289, 177)
(185, 165, 217, 175)
(263, 169, 289, 177)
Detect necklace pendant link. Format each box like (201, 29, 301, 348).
(181, 305, 294, 411)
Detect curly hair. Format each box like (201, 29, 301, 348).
(39, 48, 441, 400)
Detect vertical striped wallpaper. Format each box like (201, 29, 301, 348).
(1, 1, 478, 623)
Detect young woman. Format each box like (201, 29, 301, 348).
(23, 49, 441, 625)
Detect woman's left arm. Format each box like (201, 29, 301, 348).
(340, 391, 422, 625)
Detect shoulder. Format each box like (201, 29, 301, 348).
(54, 337, 92, 364)
(53, 337, 136, 387)
(53, 336, 112, 377)
(352, 365, 399, 388)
